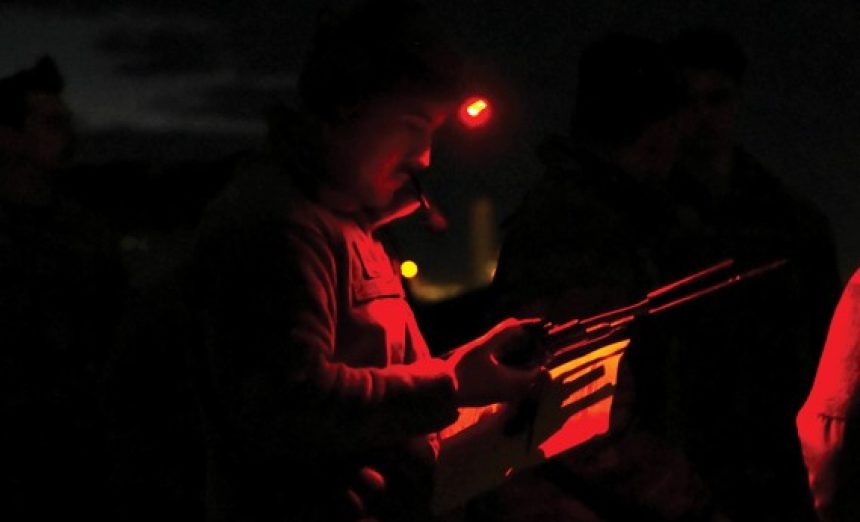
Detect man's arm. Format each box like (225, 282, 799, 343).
(195, 210, 460, 460)
(797, 269, 860, 520)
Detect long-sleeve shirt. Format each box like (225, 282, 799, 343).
(192, 161, 458, 521)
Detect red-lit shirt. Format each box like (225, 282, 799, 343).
(193, 162, 457, 520)
(797, 268, 860, 520)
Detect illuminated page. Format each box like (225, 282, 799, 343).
(433, 339, 628, 514)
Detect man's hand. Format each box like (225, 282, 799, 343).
(342, 465, 386, 521)
(446, 317, 545, 407)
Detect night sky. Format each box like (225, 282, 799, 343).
(2, 0, 858, 283)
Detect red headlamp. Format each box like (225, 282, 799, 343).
(458, 95, 492, 128)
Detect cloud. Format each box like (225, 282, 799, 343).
(3, 0, 229, 17)
(96, 23, 226, 76)
(76, 126, 260, 163)
(150, 76, 298, 122)
(5, 1, 317, 77)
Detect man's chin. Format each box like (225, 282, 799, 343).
(370, 185, 416, 209)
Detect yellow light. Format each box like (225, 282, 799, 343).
(400, 260, 419, 279)
(466, 99, 488, 117)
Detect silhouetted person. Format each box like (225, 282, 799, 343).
(664, 27, 841, 521)
(0, 57, 73, 206)
(488, 34, 722, 521)
(0, 56, 123, 519)
(797, 267, 860, 521)
(190, 2, 542, 521)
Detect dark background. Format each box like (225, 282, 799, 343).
(2, 0, 857, 285)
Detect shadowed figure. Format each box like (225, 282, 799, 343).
(662, 27, 841, 522)
(486, 34, 723, 522)
(0, 56, 124, 520)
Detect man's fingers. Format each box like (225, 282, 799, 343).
(510, 316, 544, 326)
(343, 466, 386, 520)
(357, 466, 386, 493)
(344, 488, 367, 518)
(491, 316, 544, 335)
(497, 364, 544, 398)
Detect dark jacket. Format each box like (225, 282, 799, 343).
(663, 148, 841, 521)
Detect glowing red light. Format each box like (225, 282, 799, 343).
(458, 96, 492, 128)
(467, 99, 487, 117)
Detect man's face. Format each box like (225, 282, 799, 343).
(678, 68, 740, 157)
(21, 92, 75, 171)
(323, 94, 450, 210)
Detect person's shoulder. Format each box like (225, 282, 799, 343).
(734, 148, 787, 196)
(199, 153, 347, 250)
(202, 154, 296, 228)
(736, 147, 832, 227)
